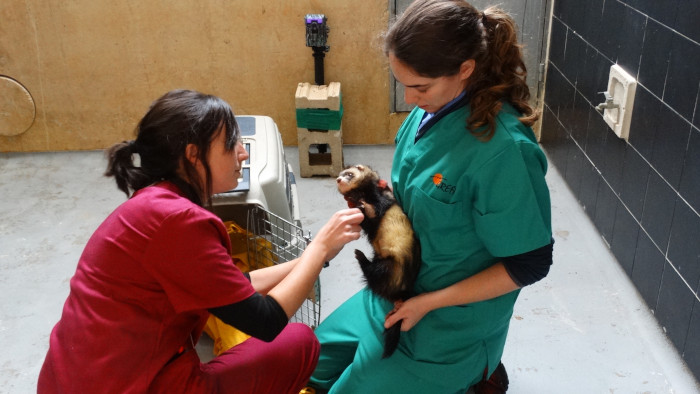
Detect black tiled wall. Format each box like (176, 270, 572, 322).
(539, 0, 700, 381)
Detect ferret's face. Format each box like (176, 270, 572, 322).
(337, 165, 367, 195)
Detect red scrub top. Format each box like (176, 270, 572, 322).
(38, 181, 255, 393)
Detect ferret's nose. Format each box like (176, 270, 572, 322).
(336, 177, 342, 184)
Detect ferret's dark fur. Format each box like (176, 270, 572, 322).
(336, 164, 421, 358)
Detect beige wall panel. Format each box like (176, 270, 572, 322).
(1, 1, 43, 151)
(0, 0, 400, 152)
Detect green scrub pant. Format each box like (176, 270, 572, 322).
(309, 289, 477, 394)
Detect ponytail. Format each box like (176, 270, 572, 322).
(468, 7, 539, 140)
(104, 139, 151, 198)
(104, 89, 239, 204)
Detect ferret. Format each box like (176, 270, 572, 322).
(336, 164, 421, 358)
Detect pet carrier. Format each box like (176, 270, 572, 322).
(246, 206, 319, 326)
(211, 115, 301, 228)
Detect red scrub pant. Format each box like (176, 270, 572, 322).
(203, 323, 320, 393)
(83, 323, 319, 394)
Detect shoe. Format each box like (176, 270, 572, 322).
(473, 362, 509, 393)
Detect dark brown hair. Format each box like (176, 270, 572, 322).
(385, 0, 538, 140)
(105, 89, 239, 205)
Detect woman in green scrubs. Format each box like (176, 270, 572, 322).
(309, 1, 553, 392)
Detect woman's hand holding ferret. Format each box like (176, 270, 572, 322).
(312, 208, 364, 263)
(384, 295, 430, 332)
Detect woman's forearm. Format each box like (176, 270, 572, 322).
(421, 262, 521, 312)
(266, 243, 328, 318)
(250, 208, 363, 319)
(247, 258, 300, 295)
(385, 262, 522, 331)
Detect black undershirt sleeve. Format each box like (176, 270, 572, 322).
(208, 293, 288, 342)
(501, 238, 554, 287)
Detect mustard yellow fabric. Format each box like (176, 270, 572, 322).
(203, 220, 276, 356)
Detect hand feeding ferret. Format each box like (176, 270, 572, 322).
(336, 164, 421, 358)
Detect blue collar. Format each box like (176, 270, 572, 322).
(415, 90, 469, 142)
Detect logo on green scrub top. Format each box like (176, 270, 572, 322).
(432, 173, 456, 194)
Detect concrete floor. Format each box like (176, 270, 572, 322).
(1, 145, 699, 393)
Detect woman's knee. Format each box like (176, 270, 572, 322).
(270, 324, 320, 387)
(277, 323, 320, 357)
(203, 324, 320, 392)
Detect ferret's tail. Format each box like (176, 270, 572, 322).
(382, 321, 402, 358)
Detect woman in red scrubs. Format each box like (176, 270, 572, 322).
(38, 89, 363, 393)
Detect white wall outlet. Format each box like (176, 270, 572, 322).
(600, 64, 637, 141)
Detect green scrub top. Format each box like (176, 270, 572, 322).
(310, 102, 552, 393)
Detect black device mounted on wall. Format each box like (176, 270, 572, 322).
(305, 14, 329, 85)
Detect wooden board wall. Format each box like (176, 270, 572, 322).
(0, 0, 406, 152)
